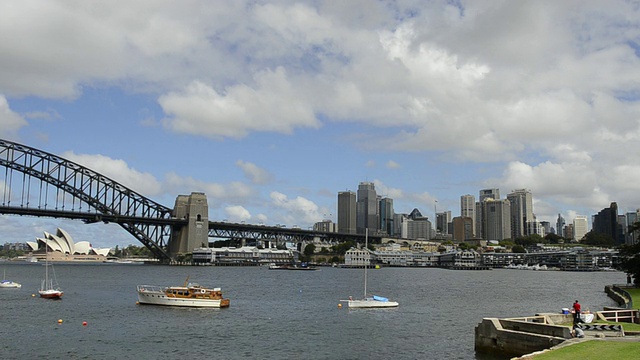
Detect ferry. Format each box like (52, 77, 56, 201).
(136, 281, 230, 308)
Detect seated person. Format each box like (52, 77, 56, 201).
(571, 326, 585, 338)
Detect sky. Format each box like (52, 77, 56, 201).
(2, 0, 640, 249)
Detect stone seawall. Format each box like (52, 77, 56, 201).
(474, 315, 572, 358)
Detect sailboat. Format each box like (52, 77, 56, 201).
(38, 238, 63, 299)
(341, 229, 398, 308)
(0, 268, 21, 288)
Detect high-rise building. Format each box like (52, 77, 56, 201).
(593, 202, 624, 245)
(452, 216, 474, 241)
(337, 191, 356, 234)
(540, 221, 551, 235)
(564, 224, 574, 241)
(626, 210, 640, 245)
(573, 215, 588, 241)
(436, 211, 451, 235)
(507, 189, 534, 239)
(460, 194, 476, 237)
(379, 197, 394, 236)
(482, 198, 511, 241)
(476, 189, 500, 239)
(556, 214, 566, 238)
(356, 182, 378, 235)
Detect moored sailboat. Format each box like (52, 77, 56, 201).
(38, 238, 63, 299)
(0, 269, 21, 288)
(341, 229, 398, 308)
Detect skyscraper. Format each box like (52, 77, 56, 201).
(460, 194, 476, 237)
(593, 202, 623, 244)
(556, 214, 566, 238)
(337, 191, 356, 234)
(573, 215, 588, 242)
(379, 197, 394, 236)
(482, 198, 511, 241)
(507, 189, 534, 239)
(476, 189, 500, 239)
(356, 182, 378, 235)
(436, 211, 451, 234)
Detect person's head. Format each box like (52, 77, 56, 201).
(575, 300, 579, 303)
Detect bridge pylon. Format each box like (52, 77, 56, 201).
(169, 192, 209, 258)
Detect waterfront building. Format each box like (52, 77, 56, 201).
(556, 214, 566, 238)
(461, 194, 476, 237)
(356, 182, 378, 235)
(573, 215, 588, 242)
(438, 250, 483, 268)
(379, 197, 394, 236)
(192, 246, 293, 265)
(337, 191, 356, 234)
(507, 189, 534, 239)
(344, 246, 371, 267)
(481, 198, 511, 241)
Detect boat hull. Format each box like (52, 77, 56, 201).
(39, 289, 63, 299)
(347, 299, 399, 308)
(0, 281, 21, 288)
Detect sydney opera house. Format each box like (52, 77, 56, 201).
(27, 228, 111, 261)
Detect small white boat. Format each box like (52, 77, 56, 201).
(341, 229, 398, 309)
(137, 278, 230, 308)
(0, 269, 21, 288)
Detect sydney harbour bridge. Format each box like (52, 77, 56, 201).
(0, 138, 375, 263)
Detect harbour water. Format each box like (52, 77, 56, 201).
(0, 262, 626, 359)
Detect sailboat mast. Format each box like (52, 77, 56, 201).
(364, 229, 368, 299)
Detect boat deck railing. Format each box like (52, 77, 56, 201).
(137, 285, 165, 293)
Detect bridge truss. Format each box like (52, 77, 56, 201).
(0, 139, 177, 262)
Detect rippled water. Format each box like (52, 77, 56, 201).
(0, 262, 625, 359)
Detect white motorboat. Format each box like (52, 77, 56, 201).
(137, 278, 230, 308)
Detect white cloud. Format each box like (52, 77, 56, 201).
(0, 95, 28, 139)
(386, 160, 401, 169)
(270, 191, 320, 224)
(236, 160, 272, 185)
(224, 205, 251, 223)
(61, 152, 162, 197)
(159, 68, 320, 139)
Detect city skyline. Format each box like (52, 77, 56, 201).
(2, 2, 640, 248)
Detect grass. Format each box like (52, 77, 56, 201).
(531, 340, 640, 360)
(626, 287, 640, 306)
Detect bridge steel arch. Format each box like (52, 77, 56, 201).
(0, 139, 176, 262)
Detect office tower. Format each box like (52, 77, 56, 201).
(540, 221, 551, 235)
(593, 202, 623, 244)
(564, 224, 574, 241)
(626, 210, 640, 245)
(379, 197, 394, 236)
(436, 211, 451, 234)
(452, 216, 474, 241)
(337, 191, 356, 234)
(476, 189, 499, 239)
(479, 188, 500, 202)
(556, 214, 566, 238)
(461, 194, 476, 237)
(507, 189, 534, 239)
(482, 198, 511, 241)
(356, 182, 378, 235)
(573, 215, 588, 242)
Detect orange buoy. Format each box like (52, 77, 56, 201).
(58, 319, 63, 324)
(338, 303, 342, 308)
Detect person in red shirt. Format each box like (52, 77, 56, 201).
(572, 300, 582, 324)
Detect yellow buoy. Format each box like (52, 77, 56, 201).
(338, 303, 342, 308)
(57, 319, 63, 324)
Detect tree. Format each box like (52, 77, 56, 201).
(545, 233, 563, 244)
(303, 244, 316, 257)
(582, 231, 615, 247)
(511, 245, 526, 253)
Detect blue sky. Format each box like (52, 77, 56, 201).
(2, 1, 640, 249)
